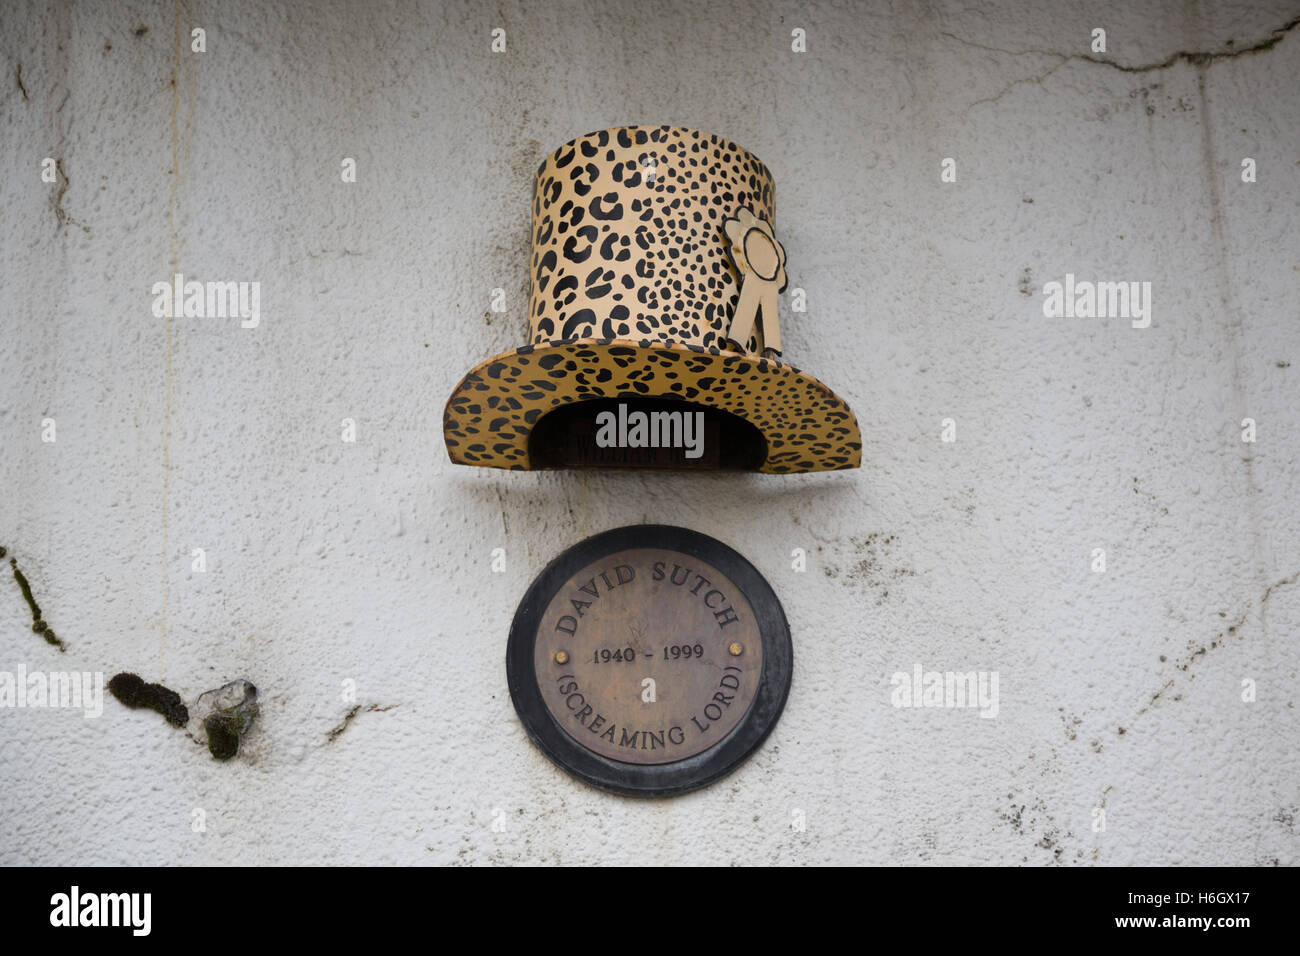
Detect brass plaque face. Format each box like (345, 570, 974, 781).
(507, 525, 793, 797)
(533, 547, 763, 765)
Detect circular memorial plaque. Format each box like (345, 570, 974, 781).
(507, 525, 792, 796)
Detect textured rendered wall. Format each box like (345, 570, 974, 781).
(1, 0, 1297, 865)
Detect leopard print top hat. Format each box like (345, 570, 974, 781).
(443, 125, 861, 474)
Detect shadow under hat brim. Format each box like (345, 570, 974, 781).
(443, 338, 861, 474)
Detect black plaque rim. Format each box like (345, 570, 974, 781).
(506, 524, 793, 798)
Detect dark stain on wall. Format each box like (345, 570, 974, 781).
(195, 680, 259, 761)
(107, 673, 190, 727)
(4, 547, 67, 652)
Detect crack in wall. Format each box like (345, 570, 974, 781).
(945, 14, 1300, 107)
(1124, 572, 1299, 730)
(160, 0, 194, 676)
(1192, 53, 1281, 666)
(1260, 571, 1299, 608)
(325, 702, 396, 744)
(51, 159, 89, 234)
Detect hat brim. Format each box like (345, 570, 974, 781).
(447, 338, 863, 476)
(444, 338, 861, 474)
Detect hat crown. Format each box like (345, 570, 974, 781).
(528, 126, 776, 353)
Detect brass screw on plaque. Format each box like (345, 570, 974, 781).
(554, 650, 569, 665)
(728, 642, 744, 656)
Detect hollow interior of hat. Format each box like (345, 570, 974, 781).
(528, 398, 766, 470)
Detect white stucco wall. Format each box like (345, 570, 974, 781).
(1, 0, 1297, 865)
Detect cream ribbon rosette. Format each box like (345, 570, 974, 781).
(722, 207, 787, 356)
